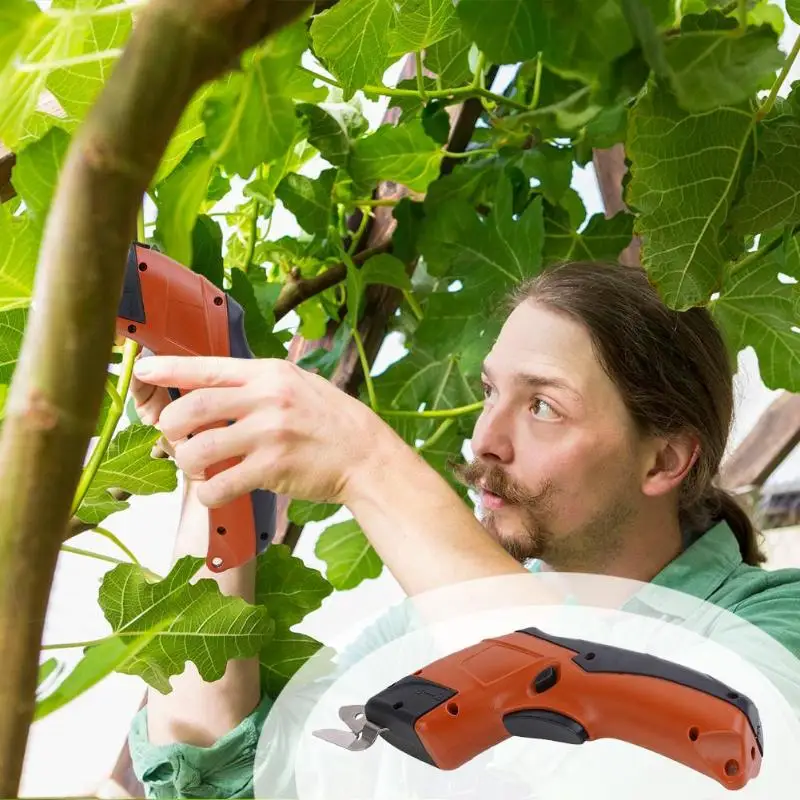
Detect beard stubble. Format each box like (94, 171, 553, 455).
(450, 457, 633, 570)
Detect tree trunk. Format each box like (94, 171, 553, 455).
(0, 1, 310, 793)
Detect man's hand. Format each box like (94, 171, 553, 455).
(131, 355, 398, 510)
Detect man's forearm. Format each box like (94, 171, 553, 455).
(345, 429, 533, 598)
(145, 477, 261, 747)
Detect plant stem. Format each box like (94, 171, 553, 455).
(472, 52, 486, 89)
(729, 222, 800, 276)
(352, 328, 378, 410)
(415, 418, 455, 453)
(91, 526, 142, 567)
(415, 51, 427, 100)
(16, 49, 125, 73)
(71, 337, 138, 516)
(243, 168, 262, 270)
(381, 401, 484, 419)
(442, 147, 496, 159)
(48, 1, 145, 18)
(41, 635, 114, 651)
(348, 208, 371, 257)
(756, 32, 800, 120)
(356, 198, 400, 208)
(403, 289, 424, 321)
(531, 53, 543, 109)
(298, 64, 530, 112)
(737, 0, 747, 29)
(137, 205, 145, 241)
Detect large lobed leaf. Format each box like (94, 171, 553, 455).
(99, 557, 273, 694)
(626, 84, 755, 308)
(75, 425, 178, 525)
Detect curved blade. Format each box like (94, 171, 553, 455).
(313, 704, 388, 751)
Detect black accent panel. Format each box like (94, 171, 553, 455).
(503, 709, 588, 745)
(533, 665, 559, 694)
(118, 242, 146, 324)
(226, 294, 277, 554)
(365, 675, 457, 766)
(518, 626, 764, 755)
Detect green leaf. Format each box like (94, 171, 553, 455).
(76, 424, 178, 526)
(785, 0, 800, 24)
(511, 144, 574, 205)
(0, 0, 40, 75)
(153, 83, 212, 186)
(0, 5, 92, 149)
(98, 557, 273, 694)
(0, 307, 27, 383)
(259, 628, 333, 698)
(347, 252, 412, 326)
(0, 206, 37, 311)
(543, 207, 635, 265)
(662, 11, 783, 112)
(348, 120, 444, 193)
(626, 84, 754, 308)
(297, 102, 367, 167)
(712, 262, 800, 391)
(373, 345, 482, 443)
(457, 0, 633, 78)
(228, 269, 286, 359)
(315, 518, 383, 590)
(388, 0, 460, 56)
(254, 544, 333, 629)
(426, 27, 474, 87)
(46, 0, 133, 123)
(190, 215, 225, 290)
(204, 21, 307, 177)
(10, 126, 70, 224)
(455, 0, 541, 64)
(420, 175, 545, 285)
(310, 0, 395, 97)
(35, 621, 171, 721)
(287, 499, 342, 525)
(37, 657, 60, 689)
(275, 169, 336, 236)
(154, 145, 214, 265)
(728, 101, 800, 236)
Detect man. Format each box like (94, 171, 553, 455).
(125, 260, 800, 798)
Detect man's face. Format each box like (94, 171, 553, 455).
(452, 300, 647, 570)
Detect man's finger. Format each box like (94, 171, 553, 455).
(157, 386, 254, 442)
(132, 355, 260, 389)
(172, 420, 253, 478)
(196, 457, 261, 509)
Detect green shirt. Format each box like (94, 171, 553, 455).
(128, 519, 800, 798)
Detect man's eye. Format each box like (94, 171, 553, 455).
(481, 381, 493, 398)
(531, 398, 559, 420)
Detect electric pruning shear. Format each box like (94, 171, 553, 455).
(116, 242, 278, 574)
(313, 626, 764, 791)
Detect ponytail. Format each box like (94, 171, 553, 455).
(681, 486, 767, 566)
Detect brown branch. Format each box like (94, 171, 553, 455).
(0, 0, 311, 793)
(273, 243, 391, 321)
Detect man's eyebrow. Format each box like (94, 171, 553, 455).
(481, 361, 583, 400)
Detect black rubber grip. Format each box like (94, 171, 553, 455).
(519, 626, 764, 754)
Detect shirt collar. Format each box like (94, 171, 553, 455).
(623, 519, 743, 616)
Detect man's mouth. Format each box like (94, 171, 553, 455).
(479, 488, 506, 510)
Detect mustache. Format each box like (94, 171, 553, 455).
(448, 457, 550, 507)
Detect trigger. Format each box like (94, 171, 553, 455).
(502, 709, 589, 745)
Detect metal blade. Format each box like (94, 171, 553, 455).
(313, 705, 389, 751)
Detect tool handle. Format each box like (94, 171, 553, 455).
(117, 243, 277, 572)
(365, 626, 763, 790)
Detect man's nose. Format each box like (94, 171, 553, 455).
(471, 405, 513, 464)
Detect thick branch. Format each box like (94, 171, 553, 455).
(0, 0, 310, 793)
(273, 243, 391, 321)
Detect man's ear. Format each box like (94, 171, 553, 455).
(641, 433, 700, 498)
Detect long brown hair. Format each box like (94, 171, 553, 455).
(504, 261, 766, 566)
